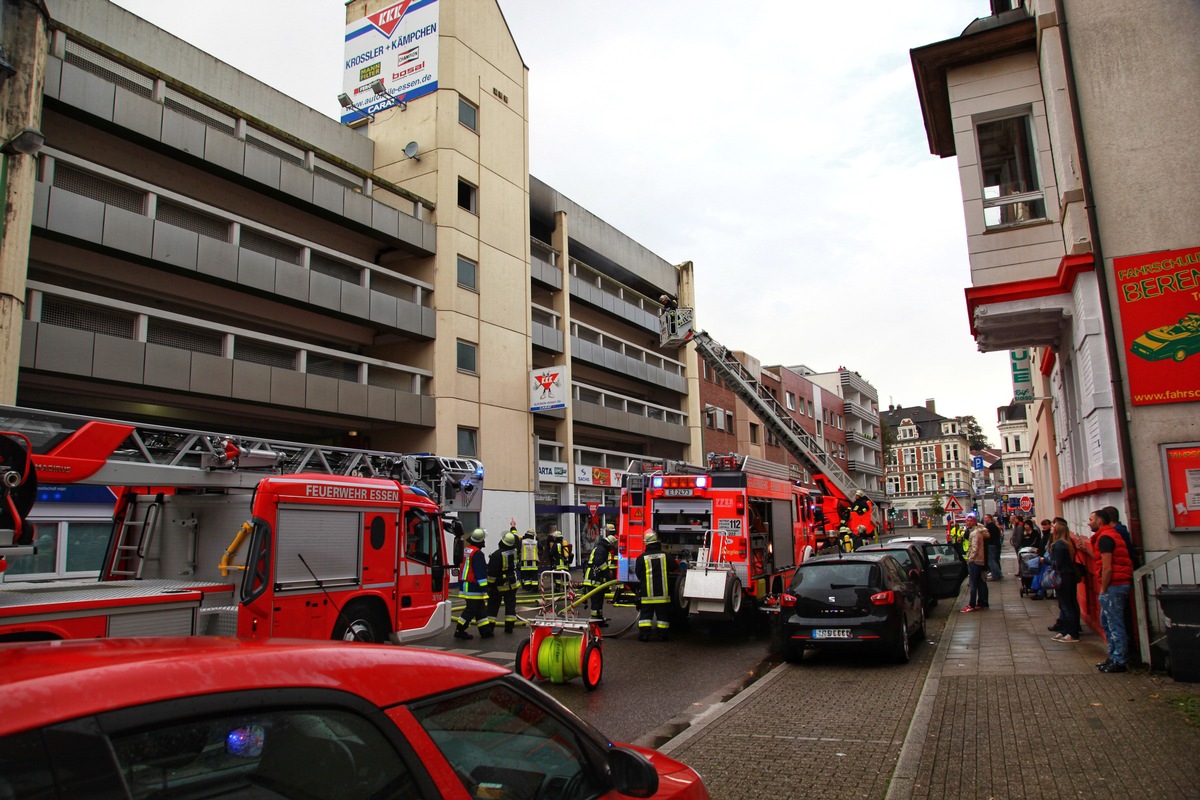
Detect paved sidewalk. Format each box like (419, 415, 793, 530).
(659, 550, 1200, 800)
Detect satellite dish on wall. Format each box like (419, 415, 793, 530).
(404, 141, 421, 162)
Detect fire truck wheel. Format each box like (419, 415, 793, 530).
(671, 576, 690, 615)
(335, 602, 387, 644)
(515, 639, 537, 681)
(581, 642, 603, 691)
(725, 577, 743, 616)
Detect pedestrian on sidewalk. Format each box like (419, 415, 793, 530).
(1089, 508, 1134, 672)
(1048, 521, 1082, 642)
(962, 514, 990, 612)
(984, 513, 1003, 579)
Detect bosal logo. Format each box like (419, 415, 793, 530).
(368, 0, 415, 38)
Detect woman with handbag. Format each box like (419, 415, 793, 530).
(1048, 521, 1082, 642)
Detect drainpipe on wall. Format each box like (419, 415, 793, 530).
(1051, 0, 1141, 554)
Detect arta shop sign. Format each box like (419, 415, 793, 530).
(1114, 245, 1200, 406)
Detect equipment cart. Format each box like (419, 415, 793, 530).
(514, 570, 604, 691)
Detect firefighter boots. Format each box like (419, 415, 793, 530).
(637, 631, 651, 642)
(504, 623, 514, 634)
(453, 625, 472, 640)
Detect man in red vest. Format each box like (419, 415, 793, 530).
(1089, 508, 1134, 673)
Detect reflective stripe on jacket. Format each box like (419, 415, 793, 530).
(637, 552, 670, 604)
(460, 545, 489, 599)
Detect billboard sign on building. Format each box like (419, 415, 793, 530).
(1114, 245, 1200, 406)
(1010, 348, 1034, 403)
(342, 0, 440, 124)
(1160, 442, 1200, 532)
(530, 366, 568, 411)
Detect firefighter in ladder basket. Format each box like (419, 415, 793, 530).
(455, 529, 490, 639)
(635, 531, 676, 642)
(487, 530, 520, 634)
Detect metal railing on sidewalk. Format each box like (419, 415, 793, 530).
(1133, 546, 1200, 667)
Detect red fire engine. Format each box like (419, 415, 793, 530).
(618, 453, 820, 619)
(617, 319, 880, 625)
(0, 406, 483, 645)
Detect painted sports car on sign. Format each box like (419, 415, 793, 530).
(1130, 313, 1200, 362)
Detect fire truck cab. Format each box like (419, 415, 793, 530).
(618, 453, 818, 624)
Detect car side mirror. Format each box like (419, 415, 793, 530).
(608, 745, 659, 798)
(908, 569, 920, 583)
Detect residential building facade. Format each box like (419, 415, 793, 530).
(996, 403, 1035, 517)
(804, 367, 885, 499)
(881, 402, 973, 528)
(911, 0, 1199, 560)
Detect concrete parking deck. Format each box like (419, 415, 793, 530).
(658, 552, 1200, 800)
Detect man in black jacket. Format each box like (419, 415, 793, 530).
(984, 513, 1004, 580)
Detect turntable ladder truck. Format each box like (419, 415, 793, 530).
(0, 405, 483, 645)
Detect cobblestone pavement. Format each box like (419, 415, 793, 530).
(658, 550, 1200, 800)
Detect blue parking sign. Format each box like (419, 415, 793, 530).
(972, 455, 984, 471)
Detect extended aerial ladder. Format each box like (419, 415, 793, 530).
(688, 330, 864, 505)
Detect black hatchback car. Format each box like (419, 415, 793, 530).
(856, 538, 967, 611)
(779, 552, 924, 664)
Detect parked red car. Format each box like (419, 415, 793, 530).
(0, 637, 710, 799)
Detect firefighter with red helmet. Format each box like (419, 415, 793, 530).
(634, 530, 676, 642)
(454, 528, 489, 639)
(486, 530, 520, 634)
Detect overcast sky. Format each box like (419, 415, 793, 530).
(109, 0, 1014, 444)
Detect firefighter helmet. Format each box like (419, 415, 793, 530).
(606, 534, 618, 548)
(605, 523, 616, 532)
(855, 489, 865, 497)
(643, 530, 658, 546)
(552, 530, 563, 540)
(469, 528, 486, 544)
(501, 531, 517, 548)
(523, 529, 536, 538)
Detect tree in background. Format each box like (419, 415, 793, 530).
(961, 415, 991, 451)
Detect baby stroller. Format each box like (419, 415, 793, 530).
(1018, 546, 1056, 599)
(1018, 547, 1041, 597)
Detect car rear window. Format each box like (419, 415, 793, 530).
(790, 562, 877, 591)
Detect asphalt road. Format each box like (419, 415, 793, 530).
(414, 593, 775, 745)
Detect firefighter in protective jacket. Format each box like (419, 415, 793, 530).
(454, 528, 489, 639)
(634, 530, 676, 642)
(519, 529, 540, 590)
(584, 525, 618, 626)
(549, 529, 569, 570)
(486, 530, 520, 633)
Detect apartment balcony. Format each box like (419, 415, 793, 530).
(530, 240, 562, 290)
(571, 325, 686, 394)
(32, 153, 435, 339)
(531, 305, 564, 353)
(570, 383, 689, 444)
(839, 370, 877, 400)
(848, 458, 885, 477)
(23, 284, 434, 426)
(845, 429, 881, 450)
(568, 260, 661, 334)
(45, 42, 434, 250)
(843, 397, 879, 424)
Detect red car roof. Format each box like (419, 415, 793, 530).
(0, 637, 509, 736)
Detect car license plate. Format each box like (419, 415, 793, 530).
(813, 628, 851, 639)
